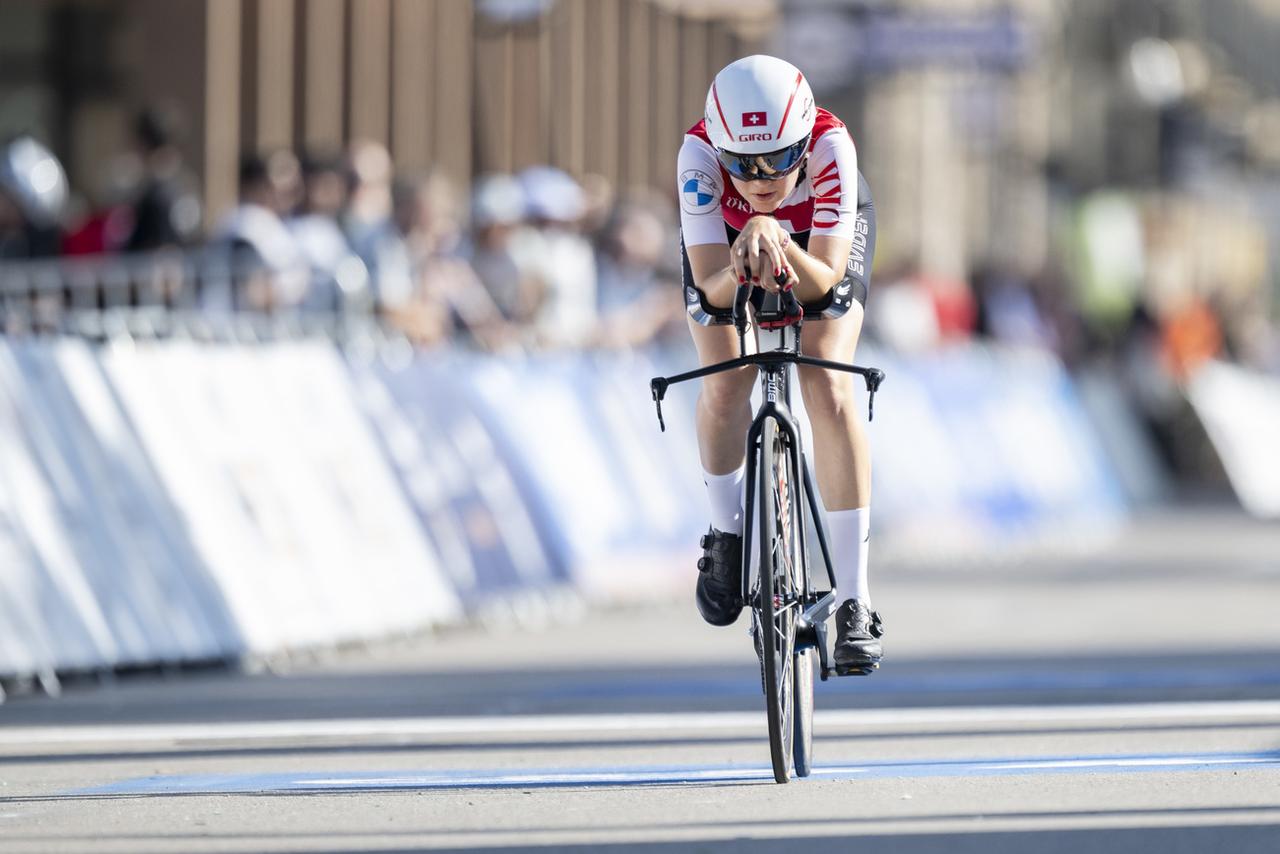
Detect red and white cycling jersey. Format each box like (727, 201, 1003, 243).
(677, 108, 859, 246)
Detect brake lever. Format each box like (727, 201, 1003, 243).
(650, 377, 669, 432)
(779, 277, 802, 320)
(863, 368, 884, 421)
(733, 266, 752, 354)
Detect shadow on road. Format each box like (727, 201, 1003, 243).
(438, 823, 1280, 854)
(3, 813, 1279, 854)
(6, 648, 1280, 726)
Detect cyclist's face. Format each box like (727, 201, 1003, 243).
(730, 167, 801, 214)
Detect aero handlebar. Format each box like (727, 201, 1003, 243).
(651, 262, 885, 432)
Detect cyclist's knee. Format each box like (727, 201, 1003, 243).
(799, 369, 857, 419)
(700, 369, 755, 416)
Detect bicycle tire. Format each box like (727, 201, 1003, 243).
(793, 646, 815, 777)
(759, 417, 797, 784)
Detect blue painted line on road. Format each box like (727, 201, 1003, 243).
(71, 750, 1280, 796)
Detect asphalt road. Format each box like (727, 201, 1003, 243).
(1, 507, 1279, 853)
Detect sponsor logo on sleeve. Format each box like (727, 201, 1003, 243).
(680, 169, 718, 214)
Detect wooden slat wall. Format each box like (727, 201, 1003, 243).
(208, 0, 765, 219)
(298, 0, 344, 154)
(432, 1, 472, 178)
(205, 0, 242, 224)
(389, 0, 431, 175)
(346, 0, 390, 142)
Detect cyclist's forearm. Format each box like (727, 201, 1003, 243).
(782, 244, 841, 303)
(700, 266, 745, 310)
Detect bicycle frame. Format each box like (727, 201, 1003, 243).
(649, 286, 885, 680)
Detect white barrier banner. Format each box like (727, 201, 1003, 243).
(100, 340, 460, 655)
(1188, 361, 1280, 518)
(0, 341, 117, 671)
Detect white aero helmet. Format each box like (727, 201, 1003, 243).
(704, 55, 815, 181)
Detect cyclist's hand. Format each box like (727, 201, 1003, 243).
(732, 216, 791, 293)
(779, 264, 799, 290)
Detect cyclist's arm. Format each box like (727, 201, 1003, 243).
(784, 234, 853, 304)
(678, 136, 743, 315)
(687, 243, 741, 310)
(785, 127, 860, 304)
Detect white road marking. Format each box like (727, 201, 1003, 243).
(3, 699, 1280, 749)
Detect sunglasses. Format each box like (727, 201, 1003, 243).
(716, 135, 809, 182)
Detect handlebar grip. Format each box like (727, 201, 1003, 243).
(734, 279, 752, 312)
(779, 282, 802, 319)
(733, 264, 753, 324)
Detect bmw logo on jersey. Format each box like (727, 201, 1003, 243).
(680, 169, 717, 214)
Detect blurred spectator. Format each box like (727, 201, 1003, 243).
(124, 105, 202, 252)
(578, 173, 615, 237)
(865, 267, 942, 353)
(210, 151, 306, 311)
(61, 157, 137, 256)
(972, 264, 1056, 350)
(387, 173, 513, 350)
(593, 195, 685, 348)
(343, 139, 411, 311)
(0, 136, 67, 259)
(1160, 294, 1223, 381)
(466, 173, 539, 325)
(513, 166, 598, 349)
(288, 152, 366, 312)
(924, 272, 978, 342)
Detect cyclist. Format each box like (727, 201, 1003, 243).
(678, 55, 882, 674)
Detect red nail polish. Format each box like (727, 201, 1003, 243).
(738, 275, 745, 284)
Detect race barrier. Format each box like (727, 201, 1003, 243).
(1187, 360, 1280, 519)
(1, 336, 1130, 685)
(0, 338, 460, 683)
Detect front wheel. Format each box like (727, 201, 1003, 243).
(759, 418, 799, 784)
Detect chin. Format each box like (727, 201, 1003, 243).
(749, 194, 782, 213)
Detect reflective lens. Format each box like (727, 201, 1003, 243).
(717, 136, 809, 182)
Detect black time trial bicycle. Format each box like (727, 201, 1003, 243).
(650, 271, 884, 783)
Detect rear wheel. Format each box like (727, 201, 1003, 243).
(793, 646, 815, 777)
(759, 418, 800, 784)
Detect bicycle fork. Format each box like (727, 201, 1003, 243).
(741, 402, 842, 682)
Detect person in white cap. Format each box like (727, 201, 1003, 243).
(677, 54, 881, 675)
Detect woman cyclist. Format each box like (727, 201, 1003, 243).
(678, 54, 882, 675)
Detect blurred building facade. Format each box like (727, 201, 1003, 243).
(0, 0, 772, 227)
(2, 0, 1277, 322)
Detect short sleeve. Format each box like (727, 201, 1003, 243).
(807, 128, 859, 240)
(676, 136, 729, 247)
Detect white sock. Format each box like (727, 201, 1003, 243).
(703, 465, 745, 535)
(827, 506, 871, 604)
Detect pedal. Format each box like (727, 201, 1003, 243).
(832, 662, 880, 677)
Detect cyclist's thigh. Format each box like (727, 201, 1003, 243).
(798, 305, 865, 399)
(686, 315, 758, 401)
(805, 274, 865, 348)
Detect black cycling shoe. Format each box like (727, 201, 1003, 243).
(833, 598, 884, 676)
(695, 528, 744, 626)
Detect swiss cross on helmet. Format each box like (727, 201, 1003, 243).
(704, 55, 815, 181)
